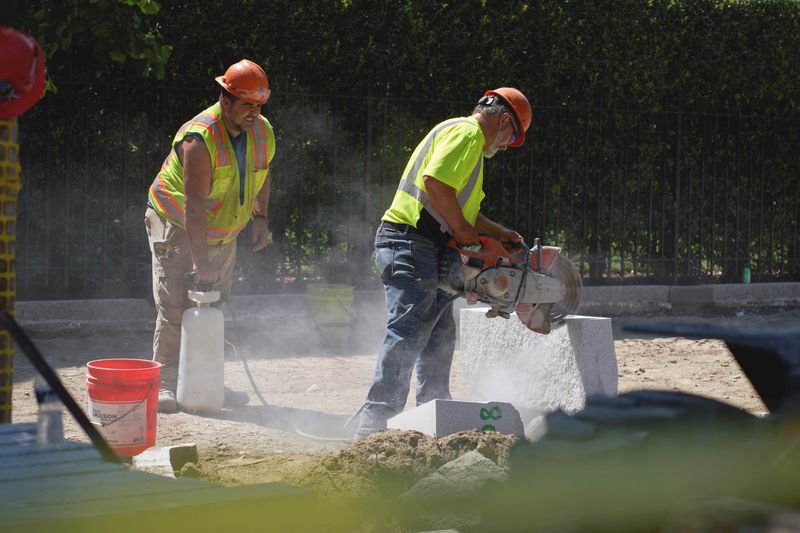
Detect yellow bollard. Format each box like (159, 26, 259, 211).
(0, 117, 22, 423)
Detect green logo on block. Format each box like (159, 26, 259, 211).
(479, 406, 502, 420)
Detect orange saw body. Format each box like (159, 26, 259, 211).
(438, 236, 582, 334)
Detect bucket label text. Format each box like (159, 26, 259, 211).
(87, 398, 148, 447)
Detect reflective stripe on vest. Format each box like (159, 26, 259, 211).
(150, 111, 236, 229)
(150, 172, 184, 222)
(396, 118, 482, 234)
(251, 119, 269, 169)
(206, 221, 248, 239)
(177, 113, 231, 167)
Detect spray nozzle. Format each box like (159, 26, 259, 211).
(184, 271, 220, 305)
(185, 271, 214, 292)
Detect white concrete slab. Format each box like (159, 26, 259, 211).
(458, 311, 618, 416)
(387, 399, 524, 437)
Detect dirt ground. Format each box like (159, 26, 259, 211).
(10, 310, 788, 495)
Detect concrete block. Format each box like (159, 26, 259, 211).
(132, 443, 198, 478)
(387, 399, 524, 438)
(458, 311, 617, 417)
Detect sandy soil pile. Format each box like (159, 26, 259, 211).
(278, 429, 517, 500)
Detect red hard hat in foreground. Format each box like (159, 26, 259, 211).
(215, 59, 271, 105)
(483, 87, 532, 148)
(0, 26, 46, 120)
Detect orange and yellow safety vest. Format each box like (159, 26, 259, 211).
(148, 101, 276, 244)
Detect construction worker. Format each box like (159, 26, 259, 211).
(354, 88, 533, 438)
(145, 59, 275, 413)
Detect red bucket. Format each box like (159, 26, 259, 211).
(86, 358, 161, 457)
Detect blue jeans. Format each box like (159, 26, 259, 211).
(356, 223, 456, 434)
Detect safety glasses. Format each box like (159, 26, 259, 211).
(506, 113, 520, 146)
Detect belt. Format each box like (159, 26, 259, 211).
(381, 221, 414, 233)
(380, 220, 449, 247)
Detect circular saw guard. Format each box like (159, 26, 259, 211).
(439, 236, 582, 335)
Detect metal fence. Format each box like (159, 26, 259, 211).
(15, 83, 800, 300)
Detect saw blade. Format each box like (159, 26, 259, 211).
(516, 254, 582, 332)
(547, 254, 582, 326)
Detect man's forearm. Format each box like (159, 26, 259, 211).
(476, 213, 524, 245)
(184, 198, 210, 267)
(475, 213, 506, 239)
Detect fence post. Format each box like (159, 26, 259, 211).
(349, 92, 375, 288)
(674, 108, 681, 282)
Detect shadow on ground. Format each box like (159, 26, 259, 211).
(200, 404, 356, 441)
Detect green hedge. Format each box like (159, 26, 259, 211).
(13, 1, 800, 296)
(21, 1, 800, 113)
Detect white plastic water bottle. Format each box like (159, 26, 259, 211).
(34, 374, 64, 445)
(177, 289, 225, 412)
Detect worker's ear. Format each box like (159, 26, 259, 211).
(220, 94, 231, 111)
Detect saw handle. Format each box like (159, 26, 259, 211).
(449, 236, 533, 268)
(449, 236, 510, 268)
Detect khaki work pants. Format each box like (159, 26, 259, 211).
(144, 207, 236, 385)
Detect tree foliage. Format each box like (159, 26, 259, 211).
(12, 1, 800, 297)
(25, 0, 171, 79)
(17, 1, 800, 111)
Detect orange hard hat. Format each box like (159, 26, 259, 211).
(215, 59, 270, 105)
(0, 26, 46, 120)
(482, 87, 532, 148)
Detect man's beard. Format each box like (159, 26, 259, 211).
(483, 134, 505, 158)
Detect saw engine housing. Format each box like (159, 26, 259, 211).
(438, 236, 581, 334)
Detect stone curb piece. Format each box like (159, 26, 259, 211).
(131, 443, 199, 478)
(458, 312, 618, 435)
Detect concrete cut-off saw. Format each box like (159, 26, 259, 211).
(439, 236, 582, 334)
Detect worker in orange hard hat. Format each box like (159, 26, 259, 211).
(353, 87, 533, 439)
(145, 59, 275, 413)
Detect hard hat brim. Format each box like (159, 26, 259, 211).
(508, 131, 525, 148)
(215, 76, 270, 105)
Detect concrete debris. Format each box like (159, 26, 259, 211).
(523, 414, 548, 441)
(403, 450, 507, 499)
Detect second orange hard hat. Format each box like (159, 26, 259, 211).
(215, 59, 270, 105)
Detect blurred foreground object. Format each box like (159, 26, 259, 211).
(0, 26, 46, 120)
(0, 25, 46, 422)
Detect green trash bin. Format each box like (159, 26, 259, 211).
(306, 283, 354, 345)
